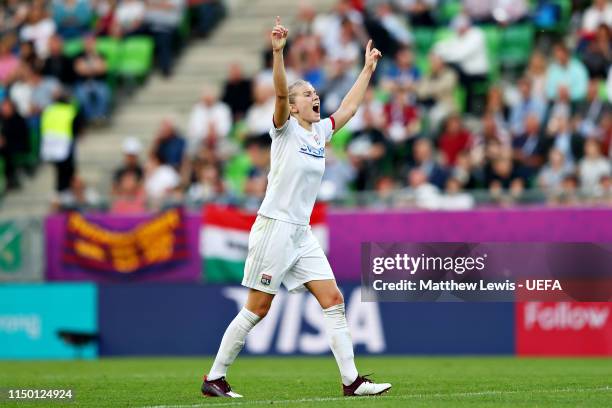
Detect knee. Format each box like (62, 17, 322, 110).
(247, 300, 272, 319)
(320, 290, 344, 310)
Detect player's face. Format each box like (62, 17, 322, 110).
(292, 83, 321, 123)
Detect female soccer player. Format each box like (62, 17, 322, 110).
(202, 17, 390, 398)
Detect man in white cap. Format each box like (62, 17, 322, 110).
(113, 136, 144, 189)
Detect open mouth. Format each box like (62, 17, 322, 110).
(312, 104, 320, 114)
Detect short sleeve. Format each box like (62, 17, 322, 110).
(322, 116, 336, 142)
(270, 115, 292, 139)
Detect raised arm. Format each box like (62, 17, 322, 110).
(271, 16, 290, 129)
(332, 40, 382, 131)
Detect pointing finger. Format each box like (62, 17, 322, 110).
(366, 39, 372, 54)
(275, 16, 281, 26)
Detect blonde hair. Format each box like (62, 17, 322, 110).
(288, 80, 311, 105)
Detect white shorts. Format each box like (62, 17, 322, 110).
(241, 215, 334, 294)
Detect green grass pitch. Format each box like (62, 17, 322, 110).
(1, 357, 611, 407)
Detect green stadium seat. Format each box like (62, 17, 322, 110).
(118, 36, 154, 79)
(224, 152, 251, 194)
(96, 37, 121, 74)
(453, 86, 466, 113)
(13, 127, 40, 170)
(499, 24, 535, 68)
(416, 55, 430, 76)
(438, 0, 462, 24)
(481, 25, 501, 83)
(434, 28, 455, 44)
(413, 28, 435, 56)
(63, 38, 84, 58)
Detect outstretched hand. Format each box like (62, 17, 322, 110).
(271, 16, 288, 52)
(364, 39, 382, 72)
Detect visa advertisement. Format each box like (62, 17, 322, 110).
(0, 283, 98, 359)
(98, 284, 514, 356)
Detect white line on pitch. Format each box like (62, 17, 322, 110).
(140, 386, 612, 408)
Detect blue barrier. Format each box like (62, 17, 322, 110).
(98, 284, 514, 356)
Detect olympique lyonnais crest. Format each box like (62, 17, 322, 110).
(261, 273, 272, 286)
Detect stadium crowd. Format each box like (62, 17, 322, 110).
(2, 0, 612, 212)
(0, 0, 225, 195)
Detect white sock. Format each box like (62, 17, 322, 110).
(322, 303, 358, 386)
(208, 307, 261, 381)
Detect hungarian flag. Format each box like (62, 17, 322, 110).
(201, 204, 328, 283)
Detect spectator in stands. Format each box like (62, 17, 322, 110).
(150, 117, 186, 169)
(113, 137, 144, 188)
(439, 177, 475, 210)
(538, 148, 574, 194)
(73, 35, 111, 123)
(373, 1, 413, 47)
(144, 151, 181, 206)
(0, 99, 29, 189)
(186, 162, 225, 203)
(438, 114, 472, 166)
(581, 0, 612, 39)
(42, 34, 75, 85)
(245, 80, 275, 137)
(20, 4, 56, 59)
(484, 86, 509, 129)
(0, 36, 19, 85)
(347, 107, 390, 191)
(545, 113, 584, 166)
(411, 137, 448, 189)
(326, 18, 361, 65)
(525, 51, 549, 101)
(383, 87, 420, 145)
(53, 174, 101, 211)
(380, 45, 420, 93)
(406, 167, 440, 209)
(40, 90, 85, 192)
(19, 40, 42, 70)
(397, 0, 437, 27)
(94, 0, 119, 36)
(0, 0, 29, 36)
(581, 24, 612, 80)
(320, 59, 357, 115)
(111, 168, 147, 214)
(416, 53, 458, 131)
(313, 0, 363, 59)
(221, 63, 253, 120)
(52, 0, 93, 39)
(509, 77, 546, 137)
(546, 43, 589, 102)
(575, 79, 611, 138)
(347, 86, 384, 133)
(578, 138, 611, 195)
(486, 157, 526, 201)
(464, 0, 528, 25)
(242, 136, 269, 210)
(551, 173, 580, 205)
(145, 0, 185, 77)
(10, 63, 60, 119)
(434, 15, 488, 114)
(190, 0, 225, 37)
(114, 0, 146, 37)
(186, 85, 232, 153)
(512, 114, 547, 178)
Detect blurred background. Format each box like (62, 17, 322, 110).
(0, 0, 611, 360)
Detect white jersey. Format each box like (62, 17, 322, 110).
(258, 116, 335, 225)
